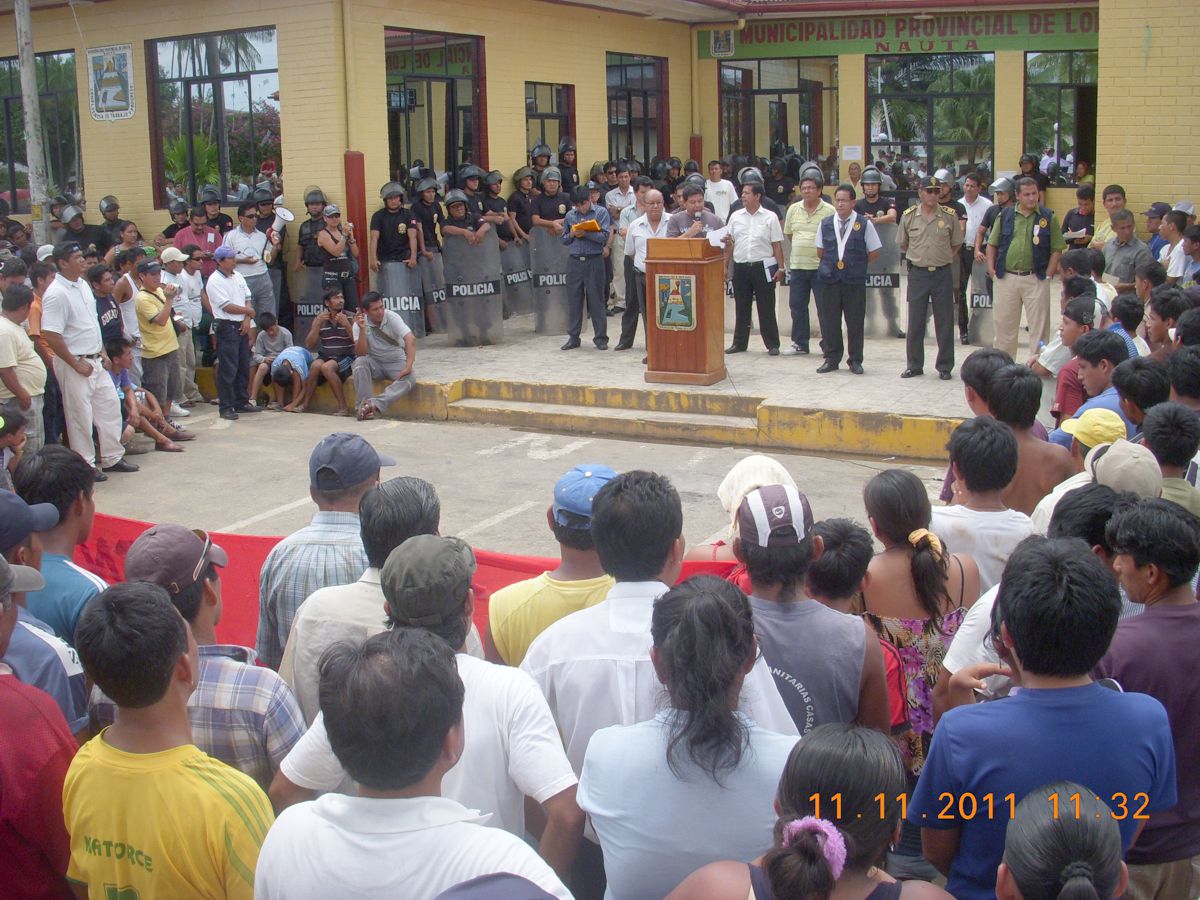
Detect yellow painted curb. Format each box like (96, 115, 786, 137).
(195, 368, 960, 460)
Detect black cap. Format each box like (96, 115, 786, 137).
(920, 175, 942, 190)
(571, 185, 592, 205)
(137, 260, 162, 275)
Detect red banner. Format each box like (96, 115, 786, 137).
(77, 514, 736, 651)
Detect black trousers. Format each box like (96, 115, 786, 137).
(816, 281, 867, 366)
(618, 256, 646, 345)
(566, 255, 608, 344)
(956, 245, 974, 332)
(905, 265, 955, 374)
(731, 260, 780, 351)
(214, 319, 250, 412)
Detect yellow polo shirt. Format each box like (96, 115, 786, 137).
(783, 200, 835, 270)
(135, 289, 180, 359)
(488, 572, 614, 666)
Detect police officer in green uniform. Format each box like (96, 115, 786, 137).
(899, 174, 963, 380)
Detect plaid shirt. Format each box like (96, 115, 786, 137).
(256, 512, 370, 669)
(90, 644, 306, 789)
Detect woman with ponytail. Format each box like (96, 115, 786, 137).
(577, 576, 798, 900)
(998, 783, 1127, 900)
(669, 724, 950, 899)
(860, 468, 980, 877)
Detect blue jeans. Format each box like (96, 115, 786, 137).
(789, 268, 820, 348)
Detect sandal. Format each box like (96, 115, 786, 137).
(172, 431, 196, 442)
(155, 442, 184, 453)
(267, 402, 283, 411)
(332, 408, 352, 417)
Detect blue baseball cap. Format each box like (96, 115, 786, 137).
(213, 245, 238, 261)
(309, 433, 396, 491)
(552, 464, 617, 527)
(0, 490, 60, 554)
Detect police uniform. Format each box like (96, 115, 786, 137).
(507, 189, 536, 236)
(899, 176, 963, 379)
(370, 206, 418, 263)
(410, 199, 446, 251)
(532, 190, 571, 223)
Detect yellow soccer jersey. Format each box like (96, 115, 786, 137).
(64, 733, 273, 900)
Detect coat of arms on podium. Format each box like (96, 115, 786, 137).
(654, 274, 696, 331)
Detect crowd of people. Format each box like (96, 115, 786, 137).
(3, 317, 1200, 898)
(1, 140, 1199, 899)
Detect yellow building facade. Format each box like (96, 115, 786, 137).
(0, 0, 1189, 264)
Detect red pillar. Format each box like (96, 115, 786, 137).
(344, 150, 369, 300)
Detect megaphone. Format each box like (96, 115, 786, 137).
(263, 207, 294, 264)
(270, 207, 294, 233)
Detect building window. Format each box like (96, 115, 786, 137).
(719, 58, 838, 180)
(606, 53, 666, 165)
(385, 29, 484, 184)
(149, 28, 280, 208)
(0, 51, 81, 214)
(867, 54, 994, 191)
(525, 82, 573, 158)
(1024, 51, 1098, 186)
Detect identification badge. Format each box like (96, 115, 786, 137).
(938, 220, 946, 228)
(398, 223, 406, 234)
(558, 205, 566, 215)
(837, 260, 845, 269)
(1032, 236, 1040, 245)
(853, 222, 861, 231)
(1038, 218, 1048, 228)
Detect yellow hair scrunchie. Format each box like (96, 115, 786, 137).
(907, 528, 944, 560)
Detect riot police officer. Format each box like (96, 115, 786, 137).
(558, 138, 580, 192)
(199, 185, 234, 234)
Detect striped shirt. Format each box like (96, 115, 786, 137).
(256, 512, 369, 669)
(90, 644, 306, 789)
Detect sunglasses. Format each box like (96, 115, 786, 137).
(188, 257, 203, 262)
(241, 213, 258, 219)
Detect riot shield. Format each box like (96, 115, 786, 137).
(377, 261, 426, 337)
(865, 222, 903, 338)
(442, 231, 504, 346)
(500, 241, 535, 318)
(529, 227, 571, 334)
(419, 251, 448, 333)
(293, 266, 326, 344)
(967, 257, 995, 347)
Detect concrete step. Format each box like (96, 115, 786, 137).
(447, 397, 760, 446)
(456, 378, 764, 418)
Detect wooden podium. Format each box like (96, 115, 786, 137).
(643, 238, 727, 386)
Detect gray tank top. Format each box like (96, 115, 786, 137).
(748, 596, 865, 735)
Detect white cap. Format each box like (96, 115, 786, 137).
(1174, 200, 1196, 216)
(36, 244, 54, 261)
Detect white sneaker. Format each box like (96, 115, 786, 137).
(170, 402, 189, 417)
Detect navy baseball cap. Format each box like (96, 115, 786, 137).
(553, 464, 617, 527)
(0, 490, 60, 554)
(1141, 202, 1172, 218)
(309, 433, 396, 491)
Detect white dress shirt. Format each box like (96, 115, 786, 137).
(255, 794, 571, 899)
(605, 185, 636, 215)
(205, 269, 252, 320)
(223, 226, 269, 277)
(624, 213, 672, 272)
(40, 273, 103, 354)
(962, 194, 994, 241)
(813, 213, 884, 252)
(279, 652, 577, 837)
(520, 580, 798, 780)
(727, 207, 784, 264)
